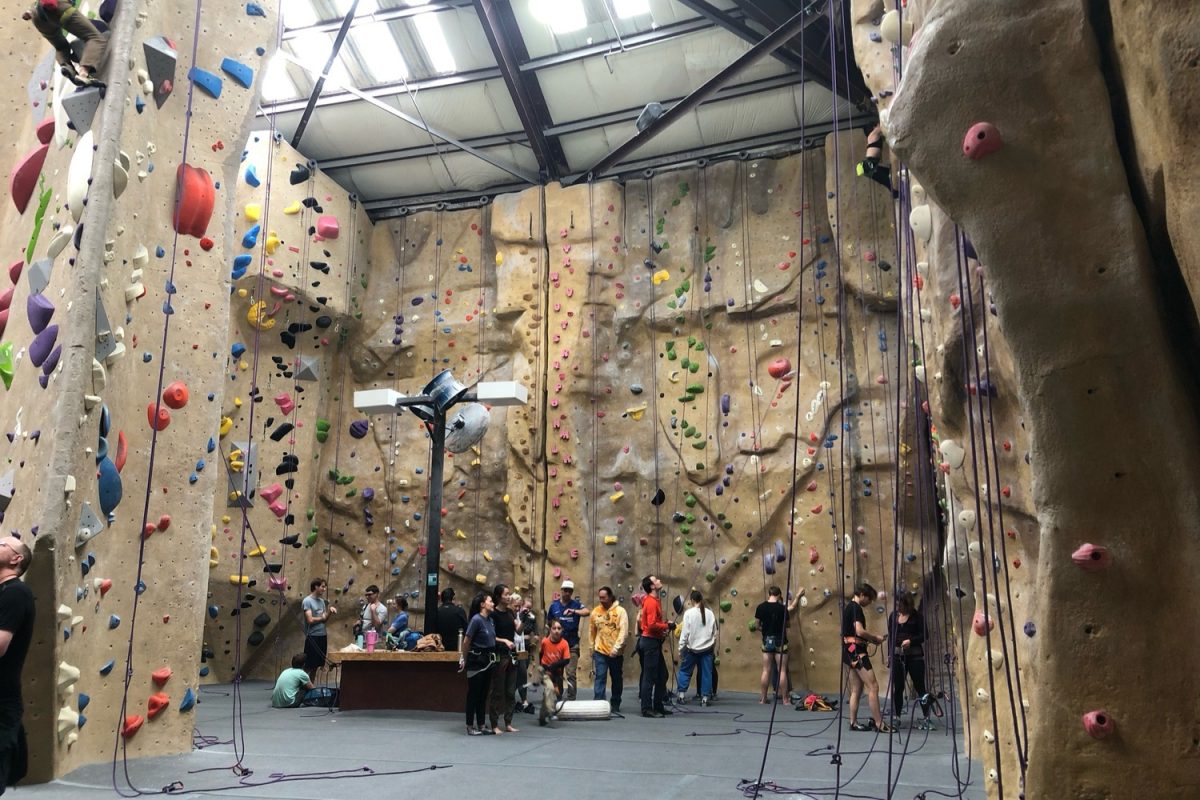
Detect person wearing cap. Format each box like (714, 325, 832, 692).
(434, 587, 468, 651)
(547, 580, 589, 701)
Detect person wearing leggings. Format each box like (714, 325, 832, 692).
(460, 591, 507, 735)
(889, 593, 933, 729)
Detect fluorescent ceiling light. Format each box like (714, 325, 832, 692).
(412, 12, 457, 74)
(290, 32, 354, 87)
(351, 22, 411, 83)
(612, 0, 650, 18)
(530, 0, 588, 33)
(261, 53, 300, 101)
(283, 1, 319, 29)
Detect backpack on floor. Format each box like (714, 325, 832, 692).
(300, 687, 339, 708)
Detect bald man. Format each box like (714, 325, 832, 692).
(0, 536, 34, 794)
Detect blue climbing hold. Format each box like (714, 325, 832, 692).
(199, 665, 210, 677)
(108, 614, 120, 629)
(242, 225, 261, 249)
(135, 580, 146, 595)
(78, 693, 90, 712)
(135, 96, 145, 114)
(208, 605, 219, 619)
(232, 253, 252, 279)
(100, 659, 114, 675)
(188, 67, 223, 99)
(97, 457, 122, 518)
(231, 342, 247, 358)
(244, 165, 260, 188)
(180, 687, 197, 712)
(246, 2, 266, 16)
(207, 437, 216, 453)
(99, 404, 111, 437)
(156, 246, 166, 258)
(63, 628, 70, 640)
(78, 713, 87, 729)
(143, 352, 153, 363)
(220, 58, 254, 89)
(189, 473, 198, 484)
(196, 458, 206, 471)
(165, 280, 177, 295)
(1023, 621, 1036, 637)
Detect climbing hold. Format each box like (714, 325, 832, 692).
(147, 692, 170, 720)
(283, 200, 302, 215)
(316, 215, 340, 239)
(879, 9, 914, 46)
(29, 324, 59, 368)
(244, 164, 260, 187)
(963, 123, 1003, 160)
(971, 610, 994, 637)
(245, 203, 262, 222)
(242, 224, 261, 249)
(78, 693, 90, 712)
(290, 164, 311, 185)
(57, 661, 81, 692)
(188, 67, 223, 98)
(1023, 620, 1036, 637)
(152, 667, 172, 687)
(232, 253, 252, 280)
(36, 118, 55, 145)
(220, 58, 254, 89)
(173, 164, 215, 237)
(910, 205, 932, 243)
(99, 579, 113, 596)
(246, 2, 266, 16)
(767, 358, 791, 379)
(938, 439, 965, 469)
(108, 614, 121, 630)
(349, 419, 369, 439)
(1071, 543, 1111, 572)
(274, 393, 295, 414)
(1082, 710, 1114, 740)
(143, 36, 178, 108)
(147, 403, 171, 431)
(27, 294, 55, 335)
(122, 715, 144, 739)
(10, 144, 51, 215)
(179, 687, 197, 712)
(162, 381, 189, 409)
(97, 457, 122, 517)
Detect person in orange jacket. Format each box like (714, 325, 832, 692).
(637, 574, 674, 717)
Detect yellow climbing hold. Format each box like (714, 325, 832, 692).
(652, 269, 670, 285)
(265, 232, 281, 255)
(503, 494, 511, 504)
(229, 574, 249, 585)
(474, 573, 487, 585)
(610, 491, 624, 503)
(233, 396, 243, 408)
(237, 287, 249, 298)
(228, 490, 243, 503)
(495, 252, 503, 266)
(208, 546, 219, 568)
(248, 300, 276, 330)
(283, 201, 302, 215)
(245, 203, 262, 222)
(603, 535, 619, 545)
(455, 529, 467, 540)
(483, 551, 493, 562)
(245, 544, 267, 558)
(668, 371, 681, 383)
(625, 405, 646, 421)
(219, 417, 234, 437)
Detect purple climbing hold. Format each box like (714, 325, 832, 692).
(1023, 621, 1036, 637)
(720, 393, 730, 415)
(762, 553, 776, 575)
(411, 296, 424, 306)
(29, 324, 60, 368)
(362, 488, 375, 502)
(41, 345, 61, 375)
(773, 540, 786, 563)
(349, 419, 369, 439)
(27, 294, 55, 334)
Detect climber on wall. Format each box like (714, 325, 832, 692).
(857, 125, 895, 195)
(22, 0, 108, 87)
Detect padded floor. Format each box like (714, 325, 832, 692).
(20, 682, 987, 799)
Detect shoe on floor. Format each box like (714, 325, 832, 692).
(467, 727, 482, 736)
(676, 693, 687, 705)
(641, 710, 657, 718)
(850, 721, 871, 732)
(656, 708, 673, 716)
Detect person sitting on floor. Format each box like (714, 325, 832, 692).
(271, 654, 315, 709)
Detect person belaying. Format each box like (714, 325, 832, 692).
(23, 0, 109, 87)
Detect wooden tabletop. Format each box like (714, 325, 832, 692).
(328, 650, 530, 664)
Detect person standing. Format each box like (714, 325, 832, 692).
(511, 594, 535, 714)
(434, 587, 468, 650)
(589, 585, 628, 712)
(754, 585, 802, 703)
(676, 590, 717, 706)
(487, 584, 519, 734)
(843, 583, 892, 733)
(547, 580, 589, 700)
(888, 593, 933, 729)
(0, 537, 33, 794)
(460, 591, 508, 736)
(637, 575, 673, 718)
(302, 578, 337, 682)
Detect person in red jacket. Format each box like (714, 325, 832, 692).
(638, 575, 674, 717)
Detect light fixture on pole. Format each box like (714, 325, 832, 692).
(353, 371, 528, 631)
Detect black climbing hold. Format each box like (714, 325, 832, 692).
(289, 165, 311, 185)
(253, 612, 271, 627)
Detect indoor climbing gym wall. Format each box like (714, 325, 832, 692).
(853, 0, 1200, 798)
(0, 0, 279, 782)
(201, 132, 372, 682)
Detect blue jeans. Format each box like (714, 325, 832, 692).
(592, 652, 624, 709)
(676, 648, 714, 697)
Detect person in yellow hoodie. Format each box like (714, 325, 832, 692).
(589, 585, 628, 712)
(23, 1, 109, 86)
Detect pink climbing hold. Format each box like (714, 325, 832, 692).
(767, 358, 792, 379)
(259, 483, 283, 504)
(152, 666, 172, 686)
(157, 515, 171, 531)
(142, 522, 157, 539)
(0, 287, 12, 311)
(268, 575, 287, 591)
(10, 144, 50, 214)
(1082, 709, 1114, 739)
(962, 122, 1003, 160)
(8, 261, 23, 284)
(36, 117, 55, 145)
(1071, 543, 1111, 572)
(268, 498, 288, 518)
(316, 215, 340, 239)
(274, 393, 294, 415)
(972, 609, 994, 636)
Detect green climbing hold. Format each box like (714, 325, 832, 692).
(687, 335, 696, 347)
(686, 383, 704, 394)
(315, 419, 331, 443)
(691, 441, 706, 450)
(688, 362, 700, 373)
(705, 571, 716, 582)
(680, 358, 691, 369)
(719, 600, 732, 612)
(656, 217, 665, 235)
(680, 279, 691, 292)
(694, 341, 705, 351)
(306, 508, 315, 521)
(666, 350, 677, 361)
(305, 529, 319, 547)
(684, 494, 697, 507)
(345, 488, 357, 497)
(748, 620, 758, 632)
(684, 546, 696, 557)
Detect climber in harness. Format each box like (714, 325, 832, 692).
(856, 125, 896, 195)
(23, 0, 108, 87)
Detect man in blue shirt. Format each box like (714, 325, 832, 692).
(547, 580, 590, 700)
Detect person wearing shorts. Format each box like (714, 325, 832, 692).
(842, 583, 891, 733)
(754, 585, 802, 703)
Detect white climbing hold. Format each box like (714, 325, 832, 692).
(909, 205, 932, 243)
(976, 688, 990, 701)
(48, 227, 74, 259)
(983, 729, 995, 744)
(957, 509, 977, 532)
(57, 661, 81, 693)
(56, 604, 73, 622)
(880, 10, 914, 46)
(57, 706, 78, 740)
(914, 365, 926, 383)
(67, 131, 95, 224)
(939, 440, 965, 468)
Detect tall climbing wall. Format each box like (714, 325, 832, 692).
(854, 0, 1200, 797)
(0, 0, 278, 781)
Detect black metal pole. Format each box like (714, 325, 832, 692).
(424, 407, 447, 634)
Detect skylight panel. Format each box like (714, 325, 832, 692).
(351, 22, 411, 83)
(334, 0, 379, 14)
(530, 0, 588, 34)
(283, 1, 319, 29)
(290, 31, 354, 86)
(612, 0, 650, 18)
(260, 53, 300, 101)
(411, 12, 457, 74)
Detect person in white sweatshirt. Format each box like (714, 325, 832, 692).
(675, 590, 718, 706)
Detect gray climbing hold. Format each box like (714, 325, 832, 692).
(95, 288, 117, 362)
(295, 355, 320, 382)
(28, 259, 53, 295)
(143, 36, 178, 109)
(75, 502, 105, 548)
(62, 87, 103, 135)
(0, 471, 13, 513)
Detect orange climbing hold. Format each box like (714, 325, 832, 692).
(115, 431, 128, 472)
(152, 667, 172, 686)
(10, 144, 50, 214)
(147, 403, 171, 431)
(162, 381, 189, 409)
(172, 163, 216, 237)
(122, 715, 144, 738)
(147, 693, 170, 720)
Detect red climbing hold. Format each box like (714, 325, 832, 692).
(143, 522, 156, 538)
(147, 403, 171, 431)
(36, 118, 55, 145)
(971, 610, 994, 636)
(162, 381, 189, 409)
(152, 666, 172, 686)
(962, 122, 1003, 160)
(10, 144, 51, 214)
(1071, 543, 1110, 572)
(172, 163, 215, 237)
(199, 236, 214, 251)
(1082, 709, 1114, 740)
(808, 546, 820, 565)
(115, 431, 128, 472)
(0, 287, 12, 311)
(122, 715, 144, 738)
(147, 693, 170, 719)
(157, 515, 171, 531)
(99, 578, 113, 596)
(0, 309, 8, 339)
(767, 358, 792, 379)
(8, 261, 22, 284)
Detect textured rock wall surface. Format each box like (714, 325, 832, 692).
(0, 0, 277, 780)
(855, 0, 1200, 797)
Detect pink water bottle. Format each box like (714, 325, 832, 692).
(365, 629, 377, 653)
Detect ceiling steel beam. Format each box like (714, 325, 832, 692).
(283, 0, 475, 39)
(474, 0, 567, 180)
(259, 68, 502, 118)
(519, 15, 723, 71)
(278, 50, 539, 185)
(319, 131, 527, 171)
(674, 0, 812, 74)
(568, 3, 826, 184)
(364, 181, 533, 219)
(291, 0, 361, 149)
